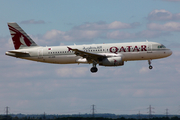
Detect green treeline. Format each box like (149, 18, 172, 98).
(1, 116, 180, 120)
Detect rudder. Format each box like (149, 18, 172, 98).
(7, 23, 38, 49)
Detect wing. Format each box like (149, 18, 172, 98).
(67, 47, 105, 63)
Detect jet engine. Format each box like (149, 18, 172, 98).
(99, 57, 124, 66)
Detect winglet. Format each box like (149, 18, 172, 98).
(67, 47, 72, 51)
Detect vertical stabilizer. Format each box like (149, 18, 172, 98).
(7, 23, 38, 49)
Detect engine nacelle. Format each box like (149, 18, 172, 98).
(99, 57, 124, 66)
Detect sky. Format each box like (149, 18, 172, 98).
(0, 0, 180, 115)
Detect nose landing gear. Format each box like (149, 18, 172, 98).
(148, 60, 153, 69)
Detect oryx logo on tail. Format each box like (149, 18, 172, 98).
(8, 25, 32, 49)
(7, 23, 38, 50)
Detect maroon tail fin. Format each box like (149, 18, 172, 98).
(7, 23, 38, 49)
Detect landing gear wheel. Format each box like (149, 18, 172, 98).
(90, 67, 98, 73)
(149, 65, 153, 69)
(148, 60, 153, 70)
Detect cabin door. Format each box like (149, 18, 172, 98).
(38, 49, 43, 59)
(147, 44, 152, 53)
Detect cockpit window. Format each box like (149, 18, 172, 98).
(158, 45, 166, 48)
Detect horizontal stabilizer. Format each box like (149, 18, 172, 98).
(7, 50, 29, 54)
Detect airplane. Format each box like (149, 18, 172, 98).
(5, 23, 172, 73)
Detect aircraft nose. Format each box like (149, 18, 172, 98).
(168, 49, 172, 56)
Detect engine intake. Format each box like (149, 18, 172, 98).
(99, 57, 124, 66)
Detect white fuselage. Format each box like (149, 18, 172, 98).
(6, 41, 172, 64)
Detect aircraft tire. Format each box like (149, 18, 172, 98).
(149, 65, 153, 69)
(90, 67, 98, 73)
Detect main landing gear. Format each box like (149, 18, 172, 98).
(90, 61, 98, 73)
(148, 60, 153, 69)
